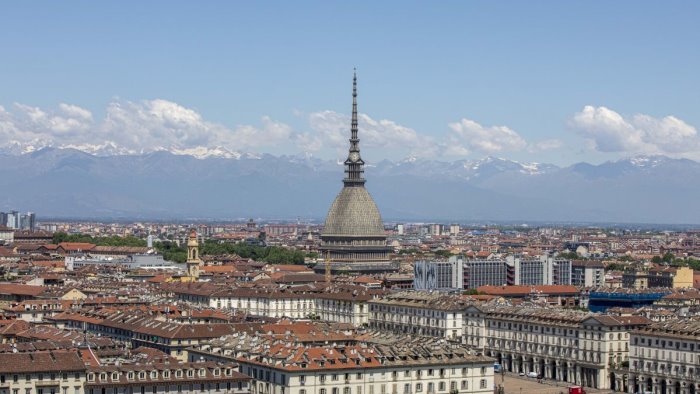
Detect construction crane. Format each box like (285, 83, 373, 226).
(325, 251, 332, 283)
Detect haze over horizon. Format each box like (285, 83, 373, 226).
(1, 1, 699, 166)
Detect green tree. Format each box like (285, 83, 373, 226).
(434, 249, 452, 258)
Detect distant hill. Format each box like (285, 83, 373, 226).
(1, 147, 698, 224)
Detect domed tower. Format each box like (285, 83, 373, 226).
(319, 71, 395, 273)
(186, 228, 202, 280)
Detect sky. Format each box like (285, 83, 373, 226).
(1, 1, 699, 165)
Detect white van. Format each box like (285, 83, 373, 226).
(527, 372, 538, 378)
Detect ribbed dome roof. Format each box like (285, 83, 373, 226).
(322, 186, 385, 237)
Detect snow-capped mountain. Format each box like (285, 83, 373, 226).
(1, 146, 698, 223)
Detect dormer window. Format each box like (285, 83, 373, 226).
(198, 369, 206, 377)
(176, 370, 183, 378)
(150, 371, 157, 379)
(163, 371, 170, 379)
(87, 374, 95, 382)
(187, 370, 194, 378)
(127, 372, 134, 381)
(213, 369, 220, 377)
(139, 372, 146, 380)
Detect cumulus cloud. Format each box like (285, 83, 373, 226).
(0, 99, 294, 154)
(570, 105, 700, 155)
(308, 110, 438, 157)
(447, 118, 527, 153)
(0, 98, 568, 159)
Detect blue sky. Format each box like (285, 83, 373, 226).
(1, 1, 699, 165)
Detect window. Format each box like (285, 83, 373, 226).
(320, 390, 327, 394)
(438, 383, 445, 392)
(344, 388, 350, 394)
(461, 381, 467, 390)
(427, 383, 434, 393)
(300, 390, 306, 394)
(416, 384, 423, 392)
(450, 382, 456, 392)
(404, 385, 411, 394)
(480, 380, 486, 389)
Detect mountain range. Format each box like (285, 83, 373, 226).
(1, 145, 698, 224)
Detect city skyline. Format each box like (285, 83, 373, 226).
(1, 2, 699, 165)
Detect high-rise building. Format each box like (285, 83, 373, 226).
(319, 72, 395, 273)
(19, 212, 35, 231)
(6, 210, 19, 229)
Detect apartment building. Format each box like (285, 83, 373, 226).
(462, 304, 651, 389)
(85, 361, 250, 394)
(0, 350, 251, 394)
(368, 292, 469, 340)
(626, 320, 700, 394)
(0, 350, 87, 394)
(49, 310, 245, 360)
(571, 261, 605, 288)
(172, 284, 385, 326)
(235, 342, 494, 394)
(622, 267, 694, 289)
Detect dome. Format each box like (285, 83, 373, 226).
(322, 186, 385, 237)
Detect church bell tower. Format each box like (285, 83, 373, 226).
(186, 229, 202, 280)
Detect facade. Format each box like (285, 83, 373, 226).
(463, 304, 651, 390)
(0, 350, 87, 394)
(170, 283, 385, 326)
(622, 267, 694, 289)
(463, 260, 511, 289)
(571, 260, 605, 287)
(413, 257, 463, 290)
(235, 342, 494, 394)
(626, 320, 700, 394)
(368, 292, 469, 340)
(86, 362, 250, 394)
(319, 73, 394, 274)
(462, 256, 571, 289)
(513, 256, 571, 286)
(0, 350, 250, 394)
(65, 254, 170, 271)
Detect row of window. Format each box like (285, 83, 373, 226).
(0, 373, 81, 383)
(86, 368, 230, 382)
(295, 380, 489, 394)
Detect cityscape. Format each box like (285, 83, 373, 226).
(1, 3, 699, 394)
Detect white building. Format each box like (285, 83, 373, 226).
(199, 285, 383, 326)
(368, 291, 469, 340)
(626, 320, 700, 394)
(235, 342, 494, 394)
(463, 304, 651, 390)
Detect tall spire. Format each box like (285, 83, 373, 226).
(344, 68, 365, 187)
(351, 68, 358, 143)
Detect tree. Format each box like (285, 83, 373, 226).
(434, 249, 452, 258)
(662, 252, 675, 263)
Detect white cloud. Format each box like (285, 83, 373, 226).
(307, 110, 438, 157)
(0, 99, 295, 155)
(0, 99, 569, 160)
(570, 105, 700, 155)
(447, 118, 528, 153)
(529, 139, 563, 152)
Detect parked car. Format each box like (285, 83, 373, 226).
(519, 372, 525, 377)
(527, 372, 538, 378)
